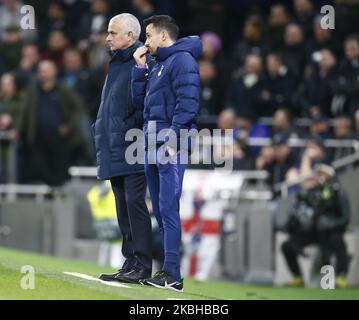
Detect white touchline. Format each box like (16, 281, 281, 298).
(63, 272, 132, 288)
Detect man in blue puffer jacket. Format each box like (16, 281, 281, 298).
(94, 13, 152, 284)
(132, 15, 201, 292)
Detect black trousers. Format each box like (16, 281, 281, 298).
(110, 173, 152, 271)
(19, 136, 71, 186)
(282, 230, 349, 277)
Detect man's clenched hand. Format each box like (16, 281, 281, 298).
(133, 46, 148, 67)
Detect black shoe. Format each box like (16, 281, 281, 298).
(139, 278, 150, 285)
(145, 271, 183, 292)
(115, 268, 152, 284)
(99, 269, 128, 282)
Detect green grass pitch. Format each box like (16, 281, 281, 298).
(0, 246, 358, 300)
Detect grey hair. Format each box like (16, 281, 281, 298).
(110, 13, 141, 41)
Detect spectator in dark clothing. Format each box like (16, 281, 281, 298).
(282, 23, 308, 78)
(76, 0, 111, 53)
(225, 0, 269, 48)
(18, 60, 87, 186)
(293, 0, 316, 39)
(37, 2, 69, 50)
(214, 110, 256, 170)
(271, 133, 298, 184)
(336, 35, 359, 117)
(272, 108, 302, 139)
(307, 15, 342, 60)
(41, 30, 69, 70)
(201, 31, 225, 69)
(16, 44, 40, 86)
(0, 73, 23, 135)
(61, 48, 95, 164)
(200, 31, 229, 109)
(256, 132, 297, 189)
(332, 115, 356, 160)
(217, 108, 268, 162)
(59, 0, 94, 43)
(234, 113, 269, 156)
(0, 25, 24, 74)
(265, 4, 290, 51)
(280, 132, 331, 198)
(61, 48, 91, 110)
(309, 113, 331, 140)
(0, 73, 24, 182)
(261, 52, 298, 116)
(198, 59, 221, 116)
(296, 48, 341, 117)
(225, 53, 266, 119)
(299, 134, 330, 177)
(231, 15, 269, 68)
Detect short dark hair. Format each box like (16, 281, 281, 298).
(144, 15, 179, 40)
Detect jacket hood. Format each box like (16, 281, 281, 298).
(110, 40, 142, 63)
(156, 36, 202, 61)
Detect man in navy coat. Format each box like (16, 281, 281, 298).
(132, 15, 201, 291)
(94, 13, 152, 283)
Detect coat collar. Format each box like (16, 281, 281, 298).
(156, 36, 202, 62)
(110, 41, 142, 63)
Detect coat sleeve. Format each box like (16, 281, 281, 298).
(131, 65, 148, 111)
(166, 52, 200, 143)
(123, 81, 144, 130)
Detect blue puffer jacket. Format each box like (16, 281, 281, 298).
(131, 36, 202, 150)
(93, 41, 144, 180)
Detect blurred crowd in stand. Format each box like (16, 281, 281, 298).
(0, 0, 359, 188)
